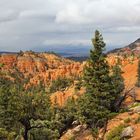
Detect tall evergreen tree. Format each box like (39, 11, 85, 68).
(77, 30, 121, 131)
(136, 59, 140, 87)
(111, 59, 124, 111)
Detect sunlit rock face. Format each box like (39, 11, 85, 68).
(0, 54, 17, 69)
(0, 51, 83, 85)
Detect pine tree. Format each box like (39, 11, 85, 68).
(136, 59, 140, 87)
(0, 77, 52, 140)
(111, 59, 124, 111)
(77, 30, 116, 130)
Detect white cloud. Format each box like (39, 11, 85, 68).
(55, 3, 90, 24)
(0, 0, 140, 52)
(43, 39, 91, 46)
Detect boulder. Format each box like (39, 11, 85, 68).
(72, 120, 80, 126)
(132, 106, 140, 113)
(73, 124, 87, 134)
(121, 126, 134, 138)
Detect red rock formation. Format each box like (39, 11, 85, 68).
(0, 54, 17, 69)
(1, 51, 140, 106)
(0, 52, 83, 86)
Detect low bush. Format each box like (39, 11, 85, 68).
(106, 124, 125, 140)
(49, 77, 73, 93)
(124, 118, 131, 123)
(134, 116, 140, 124)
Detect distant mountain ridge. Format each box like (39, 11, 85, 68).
(1, 38, 140, 57)
(0, 51, 17, 54)
(108, 38, 140, 55)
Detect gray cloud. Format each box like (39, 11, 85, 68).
(0, 0, 140, 52)
(0, 10, 20, 23)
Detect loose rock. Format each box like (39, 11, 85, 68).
(121, 126, 134, 138)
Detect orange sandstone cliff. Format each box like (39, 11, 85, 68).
(1, 51, 140, 106)
(0, 51, 83, 86)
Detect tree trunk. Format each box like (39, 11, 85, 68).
(23, 128, 28, 140)
(101, 119, 108, 140)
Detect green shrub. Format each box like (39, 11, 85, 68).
(0, 63, 4, 68)
(106, 124, 125, 140)
(136, 59, 140, 87)
(75, 77, 83, 91)
(30, 128, 60, 140)
(91, 127, 99, 138)
(130, 102, 140, 108)
(0, 128, 8, 139)
(119, 108, 129, 113)
(0, 128, 16, 140)
(49, 77, 73, 93)
(69, 136, 76, 140)
(124, 118, 131, 123)
(134, 116, 140, 124)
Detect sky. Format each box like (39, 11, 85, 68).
(0, 0, 140, 53)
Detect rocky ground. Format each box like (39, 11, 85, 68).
(60, 103, 140, 140)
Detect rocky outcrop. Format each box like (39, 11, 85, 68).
(51, 86, 85, 106)
(104, 108, 140, 140)
(130, 105, 140, 113)
(60, 105, 140, 140)
(121, 126, 134, 138)
(108, 38, 140, 56)
(0, 54, 17, 69)
(60, 124, 93, 140)
(0, 51, 83, 86)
